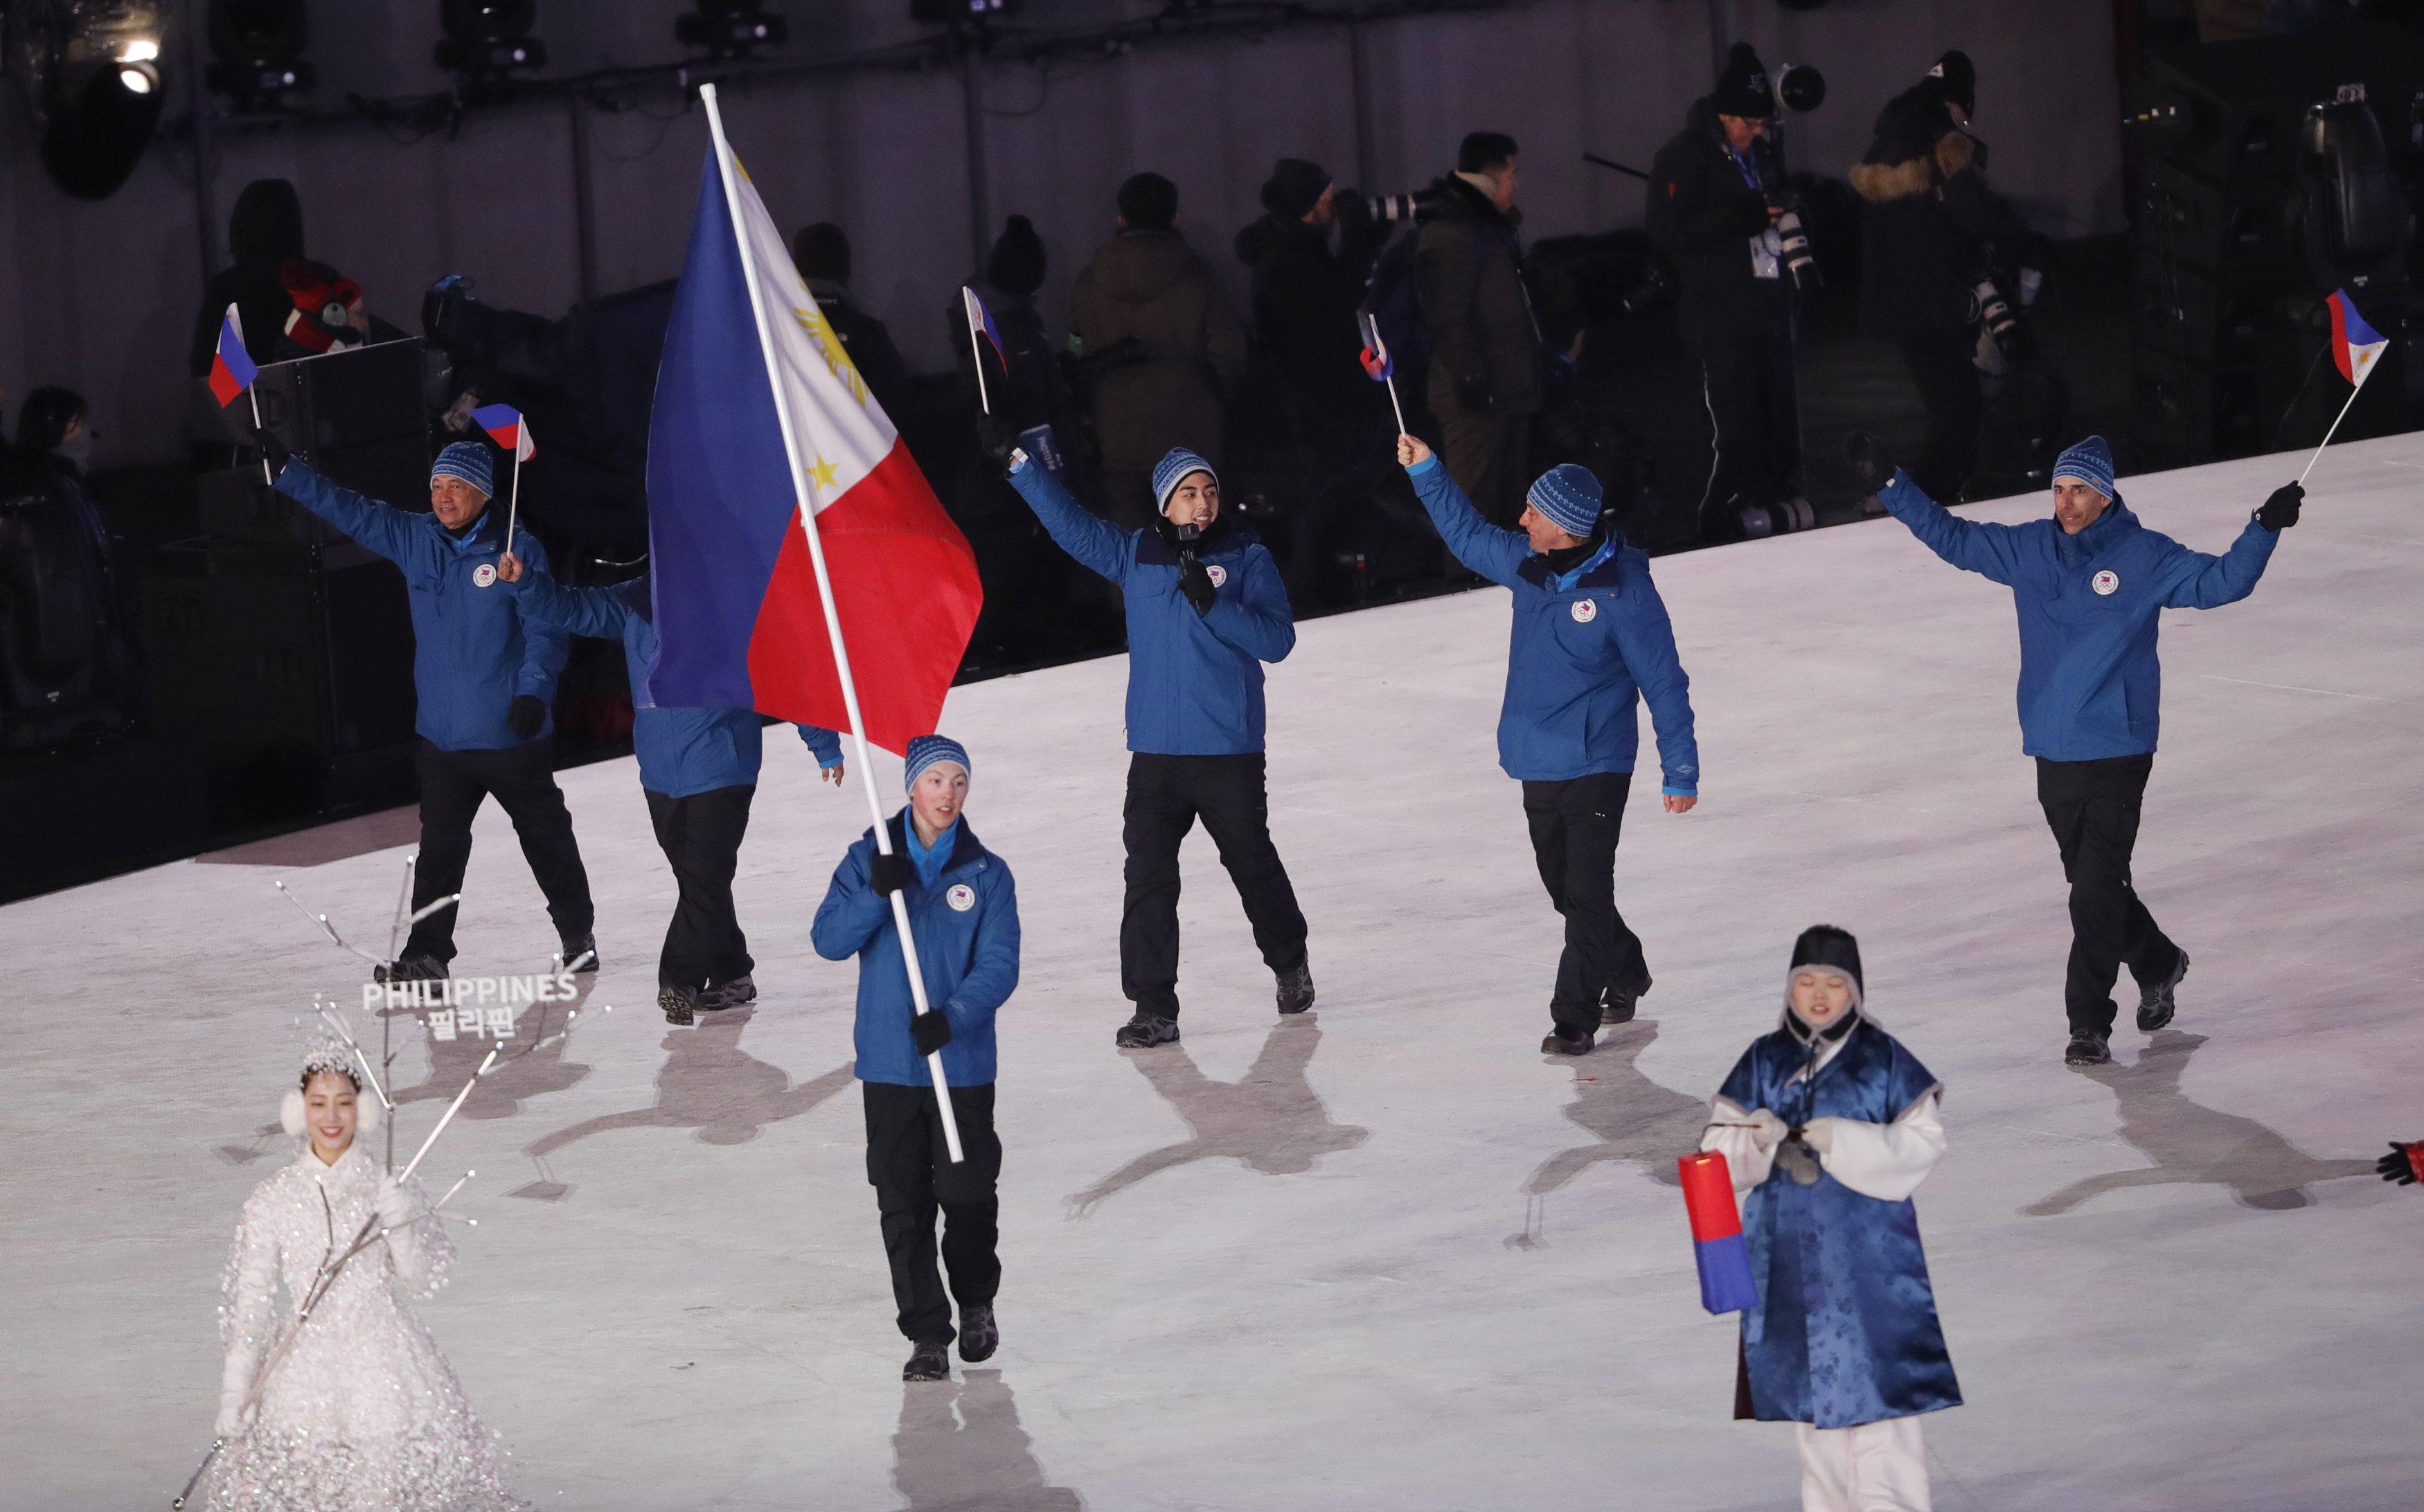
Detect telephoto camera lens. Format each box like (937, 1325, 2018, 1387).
(1776, 208, 1821, 290)
(1972, 278, 2021, 353)
(1362, 188, 1442, 224)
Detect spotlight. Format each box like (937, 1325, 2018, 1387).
(2, 0, 168, 199)
(677, 1, 787, 60)
(434, 0, 546, 85)
(205, 0, 314, 110)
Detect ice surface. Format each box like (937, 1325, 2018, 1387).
(5, 439, 2419, 1509)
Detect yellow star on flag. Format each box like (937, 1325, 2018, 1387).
(806, 456, 839, 492)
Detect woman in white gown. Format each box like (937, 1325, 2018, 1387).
(207, 1044, 519, 1511)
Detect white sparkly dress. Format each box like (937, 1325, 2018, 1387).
(209, 1141, 519, 1511)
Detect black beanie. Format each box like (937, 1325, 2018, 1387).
(986, 214, 1046, 296)
(1870, 83, 1956, 165)
(1711, 42, 1775, 121)
(1925, 49, 1975, 114)
(792, 222, 851, 285)
(1260, 157, 1331, 220)
(1789, 925, 1864, 995)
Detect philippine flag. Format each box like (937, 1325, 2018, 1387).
(1357, 310, 1393, 382)
(471, 402, 535, 461)
(961, 285, 1006, 367)
(2328, 287, 2389, 386)
(1677, 1150, 1760, 1315)
(208, 305, 258, 407)
(644, 131, 980, 754)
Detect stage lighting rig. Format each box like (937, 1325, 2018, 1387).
(2, 0, 168, 198)
(434, 0, 546, 86)
(677, 1, 787, 60)
(910, 0, 1019, 26)
(205, 0, 312, 110)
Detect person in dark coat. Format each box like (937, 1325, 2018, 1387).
(1849, 430, 2301, 1066)
(1646, 44, 1804, 540)
(1070, 172, 1249, 529)
(1397, 433, 1699, 1055)
(792, 222, 916, 425)
(812, 736, 1019, 1383)
(1416, 132, 1543, 528)
(1851, 54, 2051, 502)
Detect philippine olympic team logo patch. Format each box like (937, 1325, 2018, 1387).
(1206, 564, 1228, 588)
(946, 884, 976, 912)
(2092, 569, 2119, 596)
(472, 563, 498, 588)
(1570, 598, 1598, 623)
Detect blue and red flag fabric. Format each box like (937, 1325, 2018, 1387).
(961, 285, 1006, 367)
(207, 305, 258, 407)
(470, 403, 536, 461)
(643, 141, 980, 754)
(2328, 288, 2389, 387)
(1678, 1150, 1759, 1315)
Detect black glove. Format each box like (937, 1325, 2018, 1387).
(1843, 430, 1897, 495)
(1454, 372, 1495, 414)
(1177, 556, 1217, 616)
(2380, 1141, 2420, 1186)
(506, 694, 547, 741)
(253, 423, 292, 479)
(869, 851, 911, 897)
(911, 1010, 954, 1057)
(2257, 481, 2303, 532)
(976, 413, 1019, 466)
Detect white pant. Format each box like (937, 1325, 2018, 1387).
(1795, 1416, 1931, 1512)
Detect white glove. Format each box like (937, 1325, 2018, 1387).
(214, 1389, 256, 1440)
(375, 1175, 411, 1231)
(2017, 267, 2044, 307)
(1801, 1117, 1840, 1157)
(1747, 1108, 1790, 1151)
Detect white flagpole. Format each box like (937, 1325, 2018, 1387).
(700, 85, 964, 1163)
(230, 305, 273, 487)
(505, 443, 522, 545)
(961, 290, 993, 416)
(2297, 361, 2375, 486)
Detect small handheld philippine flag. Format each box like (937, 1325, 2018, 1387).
(961, 285, 1006, 366)
(1357, 310, 1393, 382)
(471, 402, 536, 461)
(1677, 1149, 1759, 1315)
(2327, 287, 2388, 387)
(207, 305, 258, 408)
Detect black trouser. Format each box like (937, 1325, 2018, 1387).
(644, 783, 756, 993)
(1436, 407, 1533, 530)
(1522, 772, 1648, 1035)
(405, 738, 594, 965)
(1899, 331, 1984, 504)
(2035, 754, 2182, 1038)
(1693, 323, 1801, 529)
(1121, 752, 1309, 1020)
(864, 1080, 1002, 1346)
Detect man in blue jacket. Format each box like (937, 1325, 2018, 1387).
(1396, 434, 1701, 1057)
(1849, 430, 2301, 1064)
(267, 437, 595, 980)
(812, 736, 1019, 1383)
(990, 430, 1310, 1049)
(495, 551, 844, 1024)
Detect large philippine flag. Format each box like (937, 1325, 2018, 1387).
(643, 137, 980, 753)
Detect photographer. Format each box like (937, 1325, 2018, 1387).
(1852, 54, 2051, 503)
(1417, 132, 1543, 529)
(1646, 44, 1806, 541)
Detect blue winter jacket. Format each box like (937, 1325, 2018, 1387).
(503, 568, 841, 798)
(1879, 470, 2277, 761)
(1408, 455, 1700, 790)
(1006, 456, 1294, 755)
(276, 459, 569, 751)
(812, 812, 1020, 1087)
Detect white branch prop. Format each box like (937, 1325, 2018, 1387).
(312, 1003, 392, 1112)
(405, 893, 462, 927)
(386, 853, 416, 961)
(274, 880, 381, 966)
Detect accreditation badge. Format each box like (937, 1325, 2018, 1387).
(473, 562, 498, 588)
(946, 884, 976, 912)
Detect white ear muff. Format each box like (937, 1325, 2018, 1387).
(280, 1089, 305, 1137)
(358, 1091, 383, 1135)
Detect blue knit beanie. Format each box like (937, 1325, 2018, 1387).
(1151, 448, 1217, 513)
(430, 440, 494, 498)
(2051, 435, 2114, 498)
(1526, 463, 1603, 538)
(904, 734, 971, 792)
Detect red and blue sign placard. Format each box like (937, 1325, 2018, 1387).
(1678, 1149, 1759, 1315)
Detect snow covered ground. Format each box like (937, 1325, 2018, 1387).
(6, 438, 2419, 1510)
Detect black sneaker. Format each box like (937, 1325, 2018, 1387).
(659, 984, 702, 1027)
(902, 1341, 950, 1382)
(560, 934, 600, 974)
(2065, 1031, 2112, 1066)
(1114, 1013, 1180, 1049)
(373, 952, 448, 985)
(1541, 1024, 1594, 1057)
(1276, 961, 1315, 1015)
(702, 974, 756, 1011)
(958, 1305, 998, 1363)
(2137, 952, 2188, 1033)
